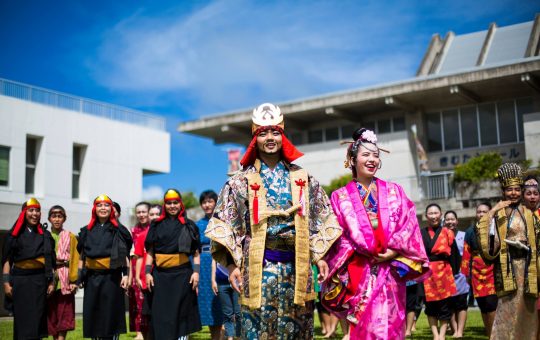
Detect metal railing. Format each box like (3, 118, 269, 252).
(420, 171, 455, 200)
(0, 78, 165, 130)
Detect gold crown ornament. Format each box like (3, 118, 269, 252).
(496, 163, 524, 188)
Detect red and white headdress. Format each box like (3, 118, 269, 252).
(11, 197, 43, 236)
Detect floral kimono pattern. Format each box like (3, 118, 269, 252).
(322, 179, 429, 340)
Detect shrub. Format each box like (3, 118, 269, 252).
(323, 173, 353, 196)
(453, 152, 502, 184)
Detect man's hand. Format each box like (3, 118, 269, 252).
(374, 249, 398, 263)
(146, 274, 154, 292)
(228, 264, 243, 293)
(47, 282, 54, 295)
(317, 259, 329, 283)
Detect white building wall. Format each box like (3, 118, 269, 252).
(0, 95, 170, 234)
(524, 112, 540, 167)
(296, 131, 420, 201)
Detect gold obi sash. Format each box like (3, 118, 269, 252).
(14, 256, 45, 269)
(85, 257, 111, 270)
(244, 159, 314, 309)
(155, 253, 189, 268)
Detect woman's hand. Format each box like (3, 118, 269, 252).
(4, 282, 12, 298)
(212, 279, 219, 295)
(69, 283, 78, 293)
(146, 274, 154, 292)
(374, 249, 398, 263)
(136, 276, 143, 289)
(228, 264, 243, 294)
(120, 275, 129, 290)
(317, 259, 329, 282)
(190, 272, 199, 295)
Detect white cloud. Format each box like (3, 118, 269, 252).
(142, 185, 164, 201)
(88, 0, 422, 113)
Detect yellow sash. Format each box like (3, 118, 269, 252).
(85, 257, 110, 270)
(155, 253, 189, 268)
(14, 256, 45, 269)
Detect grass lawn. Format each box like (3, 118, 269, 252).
(0, 309, 489, 339)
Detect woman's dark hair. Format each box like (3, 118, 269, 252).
(135, 201, 151, 211)
(349, 127, 379, 178)
(48, 205, 66, 218)
(113, 201, 121, 214)
(444, 210, 458, 219)
(150, 204, 162, 214)
(425, 203, 442, 214)
(477, 201, 492, 210)
(199, 190, 218, 205)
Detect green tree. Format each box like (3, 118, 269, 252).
(323, 173, 352, 196)
(453, 152, 502, 183)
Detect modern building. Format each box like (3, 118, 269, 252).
(178, 16, 540, 225)
(0, 78, 170, 314)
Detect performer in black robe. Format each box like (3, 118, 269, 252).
(2, 198, 55, 340)
(77, 194, 132, 339)
(145, 189, 202, 340)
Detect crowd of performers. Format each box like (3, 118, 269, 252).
(2, 102, 540, 340)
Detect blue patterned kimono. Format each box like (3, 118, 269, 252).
(242, 161, 313, 339)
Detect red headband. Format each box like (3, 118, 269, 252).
(240, 125, 303, 167)
(157, 190, 186, 224)
(12, 198, 43, 236)
(87, 195, 119, 230)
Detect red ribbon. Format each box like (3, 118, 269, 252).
(295, 179, 306, 216)
(250, 183, 261, 224)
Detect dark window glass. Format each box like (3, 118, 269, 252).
(325, 127, 339, 141)
(497, 100, 517, 144)
(393, 117, 406, 131)
(478, 103, 498, 146)
(25, 137, 37, 194)
(0, 146, 9, 186)
(72, 145, 83, 199)
(516, 97, 534, 142)
(442, 109, 460, 150)
(290, 132, 304, 145)
(460, 106, 479, 148)
(308, 129, 323, 144)
(426, 113, 442, 152)
(378, 119, 391, 133)
(363, 121, 376, 131)
(341, 125, 356, 140)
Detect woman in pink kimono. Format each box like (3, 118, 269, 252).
(322, 128, 430, 339)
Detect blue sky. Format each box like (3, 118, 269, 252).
(1, 0, 539, 200)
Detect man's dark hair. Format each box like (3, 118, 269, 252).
(199, 190, 218, 205)
(425, 203, 442, 214)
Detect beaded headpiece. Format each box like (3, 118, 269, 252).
(496, 163, 524, 188)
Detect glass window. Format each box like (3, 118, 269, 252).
(516, 97, 534, 142)
(460, 106, 479, 148)
(442, 109, 460, 150)
(497, 100, 517, 144)
(72, 145, 84, 199)
(290, 132, 304, 146)
(393, 117, 406, 131)
(308, 129, 323, 144)
(426, 112, 442, 152)
(478, 103, 498, 146)
(363, 121, 376, 131)
(0, 146, 9, 186)
(325, 127, 339, 141)
(378, 119, 391, 133)
(25, 137, 37, 194)
(341, 125, 356, 140)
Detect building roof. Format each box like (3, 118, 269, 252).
(179, 15, 540, 145)
(0, 78, 166, 130)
